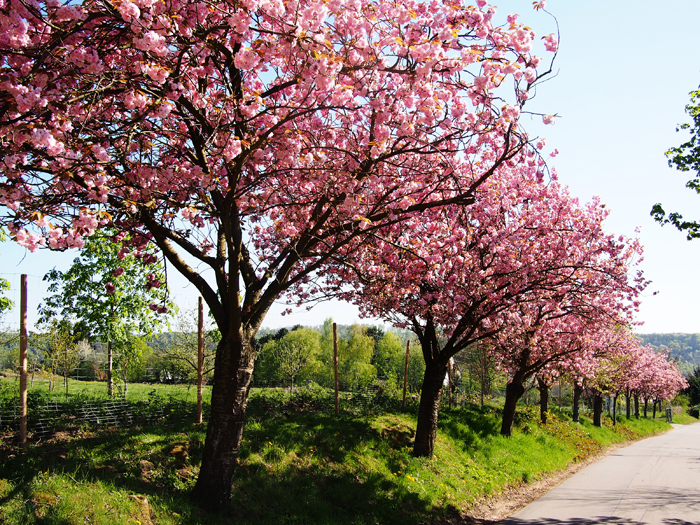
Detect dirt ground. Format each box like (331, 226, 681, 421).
(431, 440, 633, 525)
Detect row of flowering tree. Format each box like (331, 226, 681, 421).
(533, 328, 687, 426)
(1, 0, 560, 510)
(321, 159, 652, 455)
(583, 337, 687, 422)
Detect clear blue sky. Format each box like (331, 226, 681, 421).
(2, 0, 700, 333)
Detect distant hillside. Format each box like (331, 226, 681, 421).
(636, 333, 700, 374)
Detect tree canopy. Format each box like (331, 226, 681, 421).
(652, 86, 700, 239)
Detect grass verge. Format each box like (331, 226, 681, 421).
(0, 404, 690, 524)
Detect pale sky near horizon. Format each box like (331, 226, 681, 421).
(2, 0, 700, 334)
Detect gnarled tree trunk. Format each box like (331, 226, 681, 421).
(537, 377, 549, 425)
(413, 360, 448, 458)
(501, 378, 526, 436)
(191, 329, 256, 511)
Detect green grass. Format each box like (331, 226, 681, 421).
(0, 376, 211, 405)
(0, 401, 688, 525)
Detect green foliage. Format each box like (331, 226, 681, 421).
(0, 276, 12, 318)
(0, 230, 13, 317)
(255, 320, 383, 391)
(262, 327, 322, 391)
(375, 332, 404, 379)
(38, 229, 172, 344)
(652, 87, 700, 239)
(636, 332, 700, 367)
(338, 324, 376, 389)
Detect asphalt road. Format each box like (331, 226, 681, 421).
(500, 423, 700, 525)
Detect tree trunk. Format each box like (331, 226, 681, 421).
(191, 331, 256, 511)
(653, 398, 657, 419)
(501, 379, 526, 437)
(644, 398, 648, 418)
(634, 395, 639, 419)
(572, 383, 582, 423)
(613, 394, 618, 425)
(537, 377, 549, 425)
(413, 360, 448, 458)
(593, 393, 603, 427)
(625, 389, 631, 419)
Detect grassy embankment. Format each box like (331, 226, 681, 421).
(1, 389, 692, 525)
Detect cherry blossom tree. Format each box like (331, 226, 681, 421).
(0, 0, 558, 508)
(563, 326, 634, 425)
(321, 164, 645, 452)
(490, 314, 637, 436)
(625, 345, 687, 418)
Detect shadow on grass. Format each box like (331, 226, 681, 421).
(0, 413, 452, 525)
(437, 404, 501, 450)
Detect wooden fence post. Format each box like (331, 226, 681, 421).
(196, 297, 204, 424)
(19, 274, 28, 448)
(333, 323, 339, 415)
(402, 340, 410, 409)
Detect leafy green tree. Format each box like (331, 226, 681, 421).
(375, 332, 404, 380)
(0, 230, 14, 317)
(684, 366, 700, 406)
(0, 278, 11, 318)
(38, 229, 172, 395)
(652, 87, 700, 238)
(32, 324, 81, 394)
(339, 324, 376, 390)
(266, 328, 322, 392)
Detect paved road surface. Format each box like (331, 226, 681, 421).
(501, 423, 700, 525)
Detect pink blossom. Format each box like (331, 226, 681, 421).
(112, 267, 125, 277)
(543, 33, 558, 53)
(542, 114, 555, 125)
(473, 75, 489, 91)
(234, 48, 260, 70)
(523, 68, 537, 83)
(117, 0, 140, 21)
(223, 139, 242, 161)
(134, 31, 169, 57)
(124, 91, 148, 110)
(105, 282, 115, 294)
(92, 144, 110, 162)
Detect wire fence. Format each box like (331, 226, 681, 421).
(0, 367, 511, 445)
